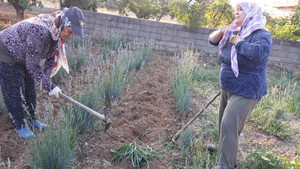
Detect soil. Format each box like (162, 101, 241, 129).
(0, 2, 299, 169)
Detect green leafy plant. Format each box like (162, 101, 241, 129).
(245, 149, 283, 169)
(111, 142, 160, 168)
(30, 122, 77, 169)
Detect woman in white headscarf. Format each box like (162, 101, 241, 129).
(208, 2, 272, 168)
(0, 7, 85, 139)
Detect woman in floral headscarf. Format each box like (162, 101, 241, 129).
(208, 2, 272, 169)
(0, 7, 85, 139)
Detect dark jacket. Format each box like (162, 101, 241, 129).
(0, 21, 57, 91)
(210, 29, 272, 99)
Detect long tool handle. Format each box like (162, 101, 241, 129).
(172, 91, 221, 143)
(59, 93, 105, 121)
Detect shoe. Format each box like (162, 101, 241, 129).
(17, 127, 35, 139)
(34, 121, 48, 131)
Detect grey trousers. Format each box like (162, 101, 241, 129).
(218, 89, 258, 168)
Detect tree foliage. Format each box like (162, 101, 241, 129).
(266, 5, 300, 41)
(168, 0, 208, 28)
(7, 0, 43, 19)
(60, 0, 99, 11)
(115, 0, 162, 19)
(205, 0, 234, 29)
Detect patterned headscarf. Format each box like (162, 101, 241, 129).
(218, 2, 267, 77)
(25, 11, 70, 77)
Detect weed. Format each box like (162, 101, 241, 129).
(244, 149, 283, 169)
(111, 142, 160, 168)
(30, 122, 77, 169)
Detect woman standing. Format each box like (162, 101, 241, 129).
(0, 7, 85, 139)
(208, 2, 272, 168)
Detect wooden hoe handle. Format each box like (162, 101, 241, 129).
(172, 91, 221, 143)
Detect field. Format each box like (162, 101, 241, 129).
(0, 2, 299, 169)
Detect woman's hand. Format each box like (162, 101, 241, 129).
(219, 26, 229, 35)
(209, 26, 229, 43)
(228, 34, 242, 45)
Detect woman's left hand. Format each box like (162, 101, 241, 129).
(228, 35, 242, 45)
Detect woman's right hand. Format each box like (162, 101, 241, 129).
(209, 25, 229, 43)
(219, 26, 229, 35)
(49, 86, 62, 98)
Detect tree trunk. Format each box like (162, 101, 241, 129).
(9, 0, 26, 19)
(15, 7, 25, 19)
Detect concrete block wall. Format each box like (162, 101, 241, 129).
(82, 10, 300, 66)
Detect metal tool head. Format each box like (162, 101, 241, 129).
(103, 106, 112, 131)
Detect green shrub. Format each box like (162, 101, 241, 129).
(101, 64, 128, 107)
(172, 50, 197, 116)
(30, 122, 77, 169)
(172, 72, 191, 115)
(179, 128, 194, 157)
(245, 149, 283, 169)
(102, 35, 126, 51)
(111, 142, 160, 168)
(63, 91, 99, 134)
(67, 47, 87, 72)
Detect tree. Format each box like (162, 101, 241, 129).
(266, 5, 300, 41)
(205, 0, 234, 29)
(60, 0, 99, 11)
(168, 0, 208, 28)
(115, 0, 162, 20)
(7, 0, 43, 19)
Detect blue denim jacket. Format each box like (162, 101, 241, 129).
(210, 29, 272, 99)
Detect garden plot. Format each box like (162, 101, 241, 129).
(0, 5, 299, 169)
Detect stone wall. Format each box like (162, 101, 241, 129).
(82, 10, 300, 66)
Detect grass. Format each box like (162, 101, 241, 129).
(250, 74, 299, 139)
(111, 142, 160, 168)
